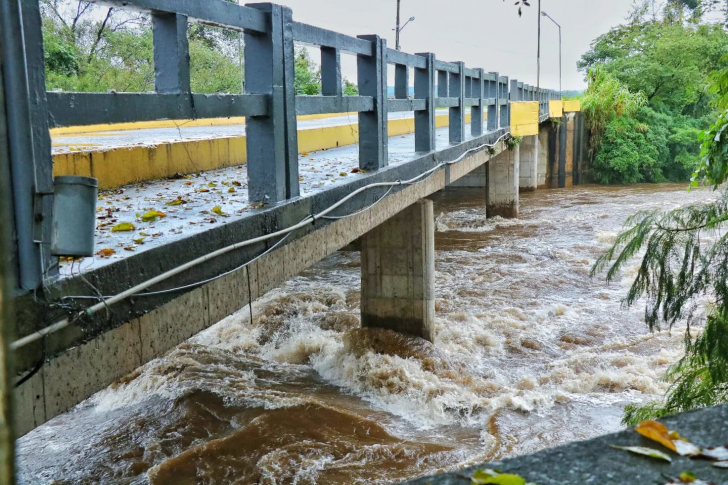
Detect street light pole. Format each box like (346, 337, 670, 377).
(395, 0, 401, 51)
(394, 1, 415, 51)
(541, 11, 562, 97)
(537, 0, 541, 90)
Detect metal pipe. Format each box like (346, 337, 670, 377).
(10, 133, 512, 351)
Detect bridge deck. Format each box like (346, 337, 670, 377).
(51, 111, 442, 153)
(58, 122, 477, 277)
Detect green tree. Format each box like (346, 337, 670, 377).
(592, 62, 728, 423)
(41, 0, 244, 94)
(294, 48, 321, 95)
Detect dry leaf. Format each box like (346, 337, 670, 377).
(635, 421, 700, 456)
(96, 248, 116, 258)
(211, 206, 228, 217)
(232, 181, 242, 187)
(112, 222, 136, 232)
(228, 187, 235, 193)
(701, 446, 728, 461)
(166, 199, 186, 206)
(141, 210, 166, 222)
(610, 445, 672, 462)
(133, 238, 146, 244)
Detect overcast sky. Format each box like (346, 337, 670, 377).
(273, 0, 635, 91)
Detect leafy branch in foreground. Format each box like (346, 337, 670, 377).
(591, 191, 728, 424)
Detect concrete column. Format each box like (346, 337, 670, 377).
(518, 135, 539, 192)
(487, 144, 519, 218)
(537, 128, 549, 188)
(361, 199, 436, 343)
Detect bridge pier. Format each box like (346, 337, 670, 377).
(519, 135, 539, 192)
(360, 199, 436, 343)
(486, 144, 519, 218)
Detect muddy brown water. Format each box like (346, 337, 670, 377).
(17, 184, 715, 484)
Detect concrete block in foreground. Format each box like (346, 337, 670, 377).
(402, 404, 728, 485)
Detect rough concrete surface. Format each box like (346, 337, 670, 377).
(404, 404, 728, 485)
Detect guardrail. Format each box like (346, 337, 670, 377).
(0, 0, 559, 291)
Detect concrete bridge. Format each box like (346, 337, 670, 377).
(1, 0, 587, 438)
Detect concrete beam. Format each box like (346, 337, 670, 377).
(487, 144, 519, 218)
(361, 199, 436, 342)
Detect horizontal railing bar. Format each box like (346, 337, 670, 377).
(47, 92, 268, 128)
(387, 99, 426, 112)
(292, 22, 373, 56)
(484, 73, 497, 82)
(435, 97, 459, 108)
(464, 67, 478, 78)
(499, 76, 508, 84)
(498, 98, 509, 106)
(386, 49, 426, 69)
(464, 97, 480, 107)
(484, 97, 497, 106)
(88, 0, 267, 33)
(295, 95, 374, 115)
(434, 60, 458, 74)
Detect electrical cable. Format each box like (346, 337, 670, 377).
(11, 132, 511, 351)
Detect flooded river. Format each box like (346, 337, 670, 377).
(17, 183, 714, 484)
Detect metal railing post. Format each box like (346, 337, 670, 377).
(0, 0, 56, 290)
(471, 69, 484, 137)
(357, 35, 388, 171)
(414, 52, 436, 152)
(320, 47, 342, 97)
(245, 3, 299, 203)
(509, 78, 519, 128)
(437, 69, 449, 99)
(500, 76, 510, 129)
(152, 13, 191, 94)
(488, 72, 499, 132)
(395, 64, 409, 99)
(449, 62, 465, 144)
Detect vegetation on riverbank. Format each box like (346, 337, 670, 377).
(578, 0, 727, 185)
(40, 0, 356, 95)
(593, 55, 728, 424)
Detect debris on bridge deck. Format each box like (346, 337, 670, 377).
(59, 124, 476, 277)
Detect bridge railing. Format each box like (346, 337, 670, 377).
(0, 0, 559, 290)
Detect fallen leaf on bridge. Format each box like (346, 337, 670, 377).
(701, 446, 728, 461)
(663, 471, 716, 484)
(610, 445, 672, 462)
(96, 248, 116, 258)
(166, 198, 187, 206)
(636, 420, 700, 456)
(141, 210, 166, 222)
(211, 206, 228, 217)
(471, 469, 528, 485)
(112, 222, 136, 232)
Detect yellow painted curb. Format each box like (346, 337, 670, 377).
(50, 112, 361, 137)
(53, 112, 482, 190)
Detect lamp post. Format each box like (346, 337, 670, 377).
(394, 0, 415, 51)
(541, 10, 562, 98)
(537, 0, 541, 90)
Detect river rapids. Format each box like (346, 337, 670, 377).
(16, 184, 714, 484)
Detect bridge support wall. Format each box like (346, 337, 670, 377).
(487, 144, 519, 218)
(518, 135, 538, 192)
(360, 199, 436, 342)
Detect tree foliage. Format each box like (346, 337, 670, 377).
(578, 8, 728, 185)
(592, 62, 728, 423)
